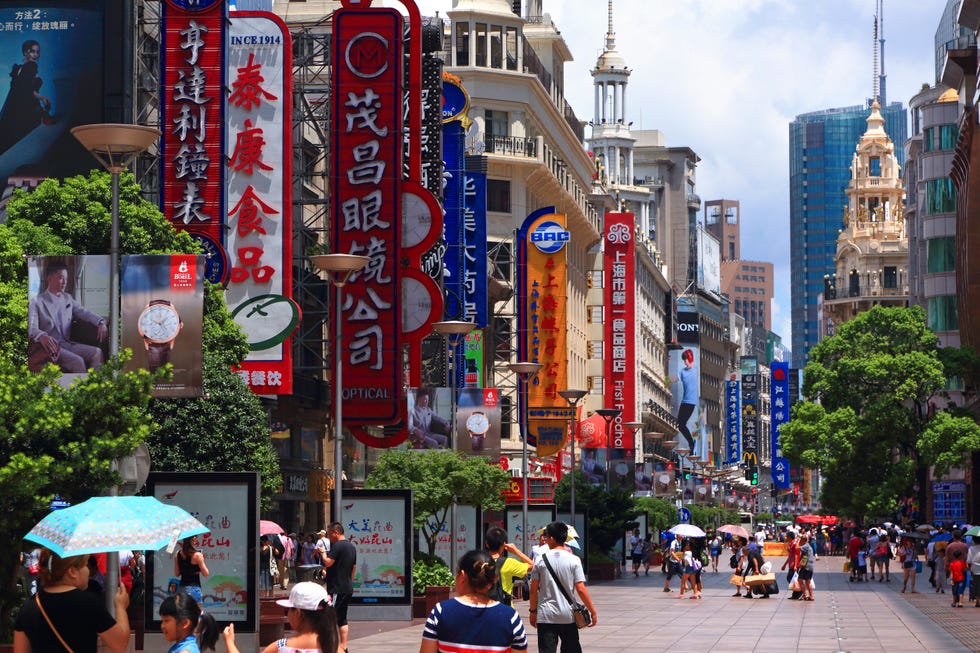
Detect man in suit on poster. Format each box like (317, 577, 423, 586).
(28, 262, 107, 373)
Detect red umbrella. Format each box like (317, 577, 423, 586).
(260, 519, 285, 536)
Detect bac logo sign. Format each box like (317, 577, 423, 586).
(530, 220, 570, 254)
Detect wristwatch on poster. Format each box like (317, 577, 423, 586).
(137, 299, 183, 372)
(466, 411, 490, 437)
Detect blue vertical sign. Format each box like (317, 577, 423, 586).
(441, 120, 466, 321)
(725, 380, 741, 465)
(462, 169, 488, 328)
(770, 361, 791, 489)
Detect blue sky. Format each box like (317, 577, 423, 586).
(407, 0, 941, 350)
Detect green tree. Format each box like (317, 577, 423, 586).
(552, 472, 640, 557)
(780, 306, 980, 522)
(0, 354, 155, 640)
(365, 449, 511, 558)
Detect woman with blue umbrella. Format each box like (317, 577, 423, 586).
(14, 548, 132, 653)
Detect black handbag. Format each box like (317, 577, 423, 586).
(729, 554, 738, 569)
(542, 554, 591, 629)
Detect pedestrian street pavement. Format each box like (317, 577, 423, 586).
(348, 554, 980, 653)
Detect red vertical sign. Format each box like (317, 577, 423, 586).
(332, 5, 402, 423)
(161, 0, 225, 245)
(604, 212, 636, 449)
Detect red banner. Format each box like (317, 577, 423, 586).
(332, 6, 403, 424)
(603, 212, 636, 449)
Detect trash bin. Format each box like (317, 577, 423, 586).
(296, 564, 321, 583)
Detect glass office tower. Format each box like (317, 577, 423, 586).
(788, 102, 907, 367)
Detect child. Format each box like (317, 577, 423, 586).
(160, 591, 219, 653)
(949, 549, 968, 608)
(856, 548, 868, 581)
(224, 581, 339, 653)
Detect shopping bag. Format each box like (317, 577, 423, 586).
(788, 572, 801, 592)
(729, 573, 744, 586)
(744, 573, 775, 587)
(915, 560, 923, 574)
(842, 560, 851, 573)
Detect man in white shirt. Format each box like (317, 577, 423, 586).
(315, 529, 331, 566)
(755, 528, 766, 549)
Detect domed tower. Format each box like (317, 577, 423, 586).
(588, 0, 634, 188)
(822, 96, 908, 333)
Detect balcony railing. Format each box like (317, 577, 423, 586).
(824, 284, 907, 301)
(485, 135, 537, 158)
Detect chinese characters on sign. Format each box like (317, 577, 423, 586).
(725, 380, 741, 465)
(162, 1, 224, 245)
(603, 213, 636, 450)
(332, 7, 403, 424)
(770, 362, 790, 488)
(225, 12, 295, 395)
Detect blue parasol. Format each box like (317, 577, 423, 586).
(24, 495, 209, 557)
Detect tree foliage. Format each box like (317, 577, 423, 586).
(365, 449, 511, 556)
(552, 472, 640, 557)
(0, 354, 155, 639)
(780, 306, 980, 521)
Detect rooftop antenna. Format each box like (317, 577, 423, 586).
(872, 7, 879, 106)
(878, 0, 887, 105)
(605, 0, 615, 52)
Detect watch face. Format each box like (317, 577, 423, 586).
(139, 304, 181, 343)
(466, 412, 490, 435)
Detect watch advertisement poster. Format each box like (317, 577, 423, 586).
(606, 448, 635, 494)
(341, 489, 412, 605)
(145, 471, 258, 633)
(120, 254, 204, 397)
(653, 461, 677, 498)
(455, 388, 500, 457)
(27, 255, 110, 384)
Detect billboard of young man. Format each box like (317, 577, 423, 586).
(406, 387, 452, 450)
(27, 255, 110, 381)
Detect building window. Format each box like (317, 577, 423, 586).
(485, 110, 508, 138)
(883, 266, 897, 289)
(940, 124, 958, 150)
(455, 23, 469, 66)
(475, 22, 488, 66)
(490, 25, 503, 68)
(505, 27, 518, 70)
(728, 242, 735, 260)
(926, 178, 957, 214)
(927, 295, 958, 332)
(869, 157, 881, 177)
(487, 178, 511, 212)
(927, 237, 956, 273)
(493, 315, 512, 361)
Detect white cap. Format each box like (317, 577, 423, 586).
(276, 582, 331, 611)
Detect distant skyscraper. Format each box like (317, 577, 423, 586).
(788, 102, 907, 367)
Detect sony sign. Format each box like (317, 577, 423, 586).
(677, 311, 700, 344)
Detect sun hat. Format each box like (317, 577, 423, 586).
(276, 582, 331, 610)
(317, 529, 327, 535)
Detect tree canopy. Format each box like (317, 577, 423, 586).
(365, 449, 511, 556)
(780, 306, 980, 521)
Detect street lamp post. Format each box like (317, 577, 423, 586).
(311, 253, 371, 522)
(622, 421, 644, 494)
(432, 319, 475, 572)
(509, 361, 541, 553)
(557, 389, 587, 524)
(674, 446, 691, 505)
(72, 123, 161, 617)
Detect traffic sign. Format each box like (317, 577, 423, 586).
(678, 507, 691, 523)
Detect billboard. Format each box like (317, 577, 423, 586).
(603, 212, 636, 450)
(27, 255, 110, 381)
(120, 254, 205, 398)
(146, 472, 258, 631)
(653, 461, 676, 498)
(696, 225, 721, 296)
(724, 380, 741, 465)
(770, 361, 791, 489)
(580, 447, 607, 486)
(0, 2, 105, 189)
(606, 449, 634, 493)
(455, 388, 501, 457)
(668, 344, 701, 456)
(406, 387, 452, 450)
(340, 490, 413, 605)
(225, 12, 295, 395)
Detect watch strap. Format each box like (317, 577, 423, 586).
(147, 342, 170, 372)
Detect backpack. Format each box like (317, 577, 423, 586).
(487, 551, 513, 606)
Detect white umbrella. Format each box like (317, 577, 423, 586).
(668, 523, 706, 538)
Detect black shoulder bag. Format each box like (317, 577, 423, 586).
(541, 553, 592, 629)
